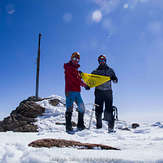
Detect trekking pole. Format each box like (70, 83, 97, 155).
(112, 106, 118, 131)
(113, 106, 118, 121)
(88, 104, 99, 130)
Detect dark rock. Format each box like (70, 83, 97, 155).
(13, 101, 45, 118)
(0, 96, 45, 132)
(49, 99, 60, 106)
(0, 121, 4, 132)
(49, 98, 65, 106)
(0, 127, 4, 132)
(13, 124, 38, 132)
(120, 127, 131, 131)
(29, 138, 120, 150)
(2, 118, 28, 131)
(132, 123, 140, 129)
(21, 96, 43, 103)
(11, 113, 36, 123)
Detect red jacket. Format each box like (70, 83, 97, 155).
(64, 61, 86, 93)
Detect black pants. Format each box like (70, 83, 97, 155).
(95, 89, 114, 128)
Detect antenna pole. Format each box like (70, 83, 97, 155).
(35, 33, 42, 99)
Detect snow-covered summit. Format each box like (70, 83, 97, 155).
(0, 94, 163, 163)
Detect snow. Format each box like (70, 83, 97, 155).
(0, 95, 163, 163)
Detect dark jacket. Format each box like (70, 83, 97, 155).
(91, 64, 118, 91)
(64, 61, 86, 93)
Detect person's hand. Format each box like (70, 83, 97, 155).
(113, 79, 118, 83)
(85, 85, 90, 90)
(79, 70, 82, 74)
(111, 76, 118, 83)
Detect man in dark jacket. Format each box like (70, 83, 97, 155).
(64, 52, 90, 134)
(91, 55, 118, 132)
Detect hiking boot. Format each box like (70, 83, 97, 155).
(77, 126, 86, 131)
(108, 127, 114, 133)
(77, 112, 85, 131)
(96, 124, 102, 129)
(108, 123, 114, 133)
(65, 111, 73, 132)
(66, 127, 75, 134)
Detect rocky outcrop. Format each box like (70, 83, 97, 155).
(131, 123, 140, 129)
(29, 138, 120, 150)
(0, 121, 4, 132)
(0, 96, 45, 132)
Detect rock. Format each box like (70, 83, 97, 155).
(120, 127, 131, 131)
(49, 99, 60, 106)
(0, 121, 4, 132)
(28, 138, 120, 150)
(0, 96, 66, 132)
(0, 127, 4, 132)
(12, 101, 45, 118)
(13, 124, 38, 132)
(11, 113, 36, 123)
(0, 96, 45, 132)
(21, 96, 43, 103)
(49, 98, 65, 106)
(132, 123, 140, 129)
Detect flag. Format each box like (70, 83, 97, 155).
(81, 73, 111, 88)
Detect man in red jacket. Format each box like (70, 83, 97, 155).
(64, 52, 90, 134)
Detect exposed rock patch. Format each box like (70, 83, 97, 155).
(28, 138, 120, 150)
(0, 96, 45, 132)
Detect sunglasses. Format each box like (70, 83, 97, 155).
(72, 57, 80, 62)
(99, 59, 106, 63)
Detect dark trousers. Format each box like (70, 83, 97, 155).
(95, 89, 114, 128)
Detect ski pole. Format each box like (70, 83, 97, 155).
(88, 104, 99, 130)
(112, 106, 118, 131)
(113, 106, 118, 121)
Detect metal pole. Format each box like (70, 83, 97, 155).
(35, 33, 42, 99)
(88, 104, 99, 130)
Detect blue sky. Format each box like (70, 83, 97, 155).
(0, 0, 163, 121)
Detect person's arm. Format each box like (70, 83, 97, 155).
(91, 69, 98, 75)
(66, 67, 87, 87)
(110, 69, 118, 83)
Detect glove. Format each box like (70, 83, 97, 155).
(113, 79, 118, 83)
(112, 77, 118, 83)
(85, 85, 90, 90)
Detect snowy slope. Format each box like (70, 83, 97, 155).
(0, 95, 163, 163)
